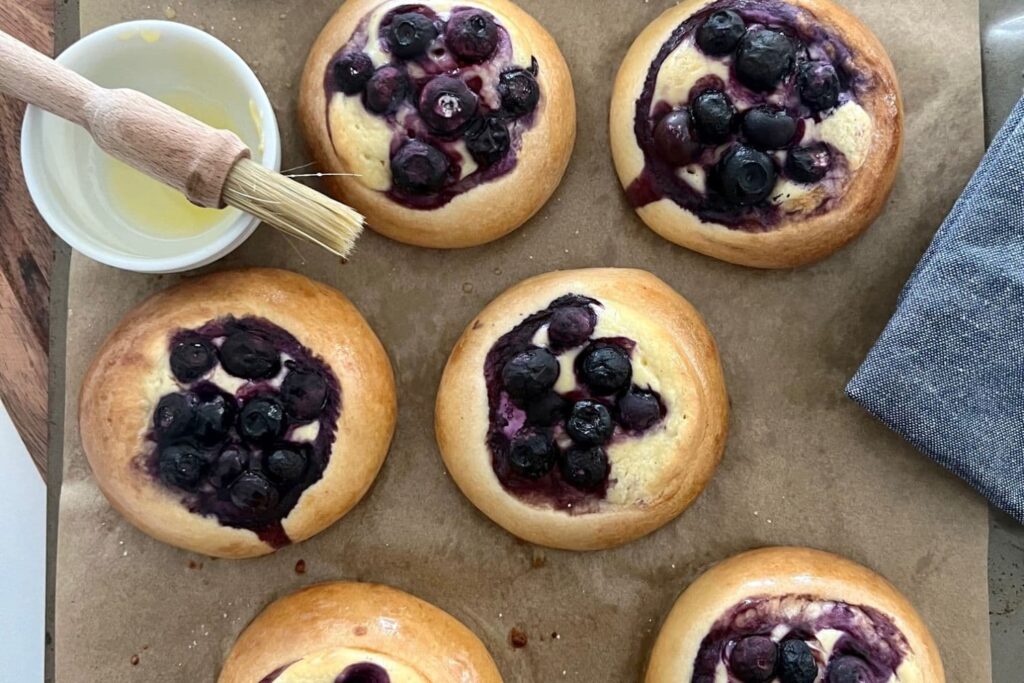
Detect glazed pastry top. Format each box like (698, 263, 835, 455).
(324, 0, 546, 209)
(484, 293, 702, 513)
(628, 0, 884, 230)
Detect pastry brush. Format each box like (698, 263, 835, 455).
(0, 29, 363, 259)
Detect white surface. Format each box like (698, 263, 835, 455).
(0, 402, 45, 680)
(21, 19, 281, 273)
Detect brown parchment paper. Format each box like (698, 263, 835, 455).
(57, 0, 991, 680)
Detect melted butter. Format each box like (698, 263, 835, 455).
(140, 29, 162, 43)
(248, 99, 265, 154)
(106, 90, 241, 239)
(105, 89, 243, 240)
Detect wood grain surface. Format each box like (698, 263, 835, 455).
(0, 0, 53, 478)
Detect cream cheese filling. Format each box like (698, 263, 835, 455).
(529, 301, 699, 507)
(648, 39, 875, 213)
(327, 0, 537, 192)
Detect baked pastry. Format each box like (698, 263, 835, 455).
(78, 269, 396, 559)
(218, 582, 503, 682)
(610, 0, 903, 269)
(435, 269, 729, 550)
(299, 0, 576, 248)
(646, 547, 945, 682)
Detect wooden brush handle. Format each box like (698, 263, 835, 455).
(0, 29, 249, 208)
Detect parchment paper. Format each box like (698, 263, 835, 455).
(57, 0, 991, 680)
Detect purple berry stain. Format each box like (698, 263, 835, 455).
(323, 4, 546, 210)
(692, 594, 910, 683)
(484, 295, 667, 512)
(144, 317, 341, 548)
(628, 0, 873, 231)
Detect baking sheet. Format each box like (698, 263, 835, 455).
(57, 0, 991, 680)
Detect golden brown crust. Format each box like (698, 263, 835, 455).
(435, 269, 729, 550)
(646, 547, 945, 682)
(299, 0, 576, 249)
(78, 268, 397, 559)
(218, 582, 503, 682)
(610, 0, 904, 269)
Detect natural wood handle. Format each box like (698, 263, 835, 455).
(0, 29, 250, 208)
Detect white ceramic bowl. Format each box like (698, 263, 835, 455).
(21, 20, 281, 273)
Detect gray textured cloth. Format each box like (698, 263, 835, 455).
(848, 96, 1024, 523)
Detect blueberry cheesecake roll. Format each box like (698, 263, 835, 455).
(610, 0, 903, 269)
(79, 269, 396, 559)
(436, 269, 729, 551)
(646, 547, 945, 683)
(218, 582, 503, 682)
(299, 0, 575, 249)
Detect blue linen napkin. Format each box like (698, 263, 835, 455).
(847, 95, 1024, 524)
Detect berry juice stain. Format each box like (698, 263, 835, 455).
(144, 316, 341, 547)
(484, 295, 666, 511)
(324, 5, 543, 209)
(631, 0, 871, 230)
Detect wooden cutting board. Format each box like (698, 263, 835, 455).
(0, 0, 52, 478)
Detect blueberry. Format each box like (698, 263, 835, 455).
(229, 472, 279, 513)
(391, 140, 450, 194)
(498, 68, 540, 118)
(158, 443, 207, 491)
(617, 389, 662, 432)
(798, 61, 840, 111)
(742, 106, 797, 150)
(332, 52, 374, 95)
(715, 145, 777, 206)
(209, 446, 248, 488)
(778, 640, 818, 683)
(559, 446, 609, 491)
(280, 368, 328, 421)
(567, 400, 614, 446)
(238, 397, 286, 444)
(579, 344, 632, 396)
(501, 348, 559, 399)
(691, 90, 735, 144)
(696, 10, 746, 56)
(729, 636, 778, 682)
(548, 306, 595, 349)
(337, 662, 390, 683)
(786, 144, 831, 183)
(364, 66, 411, 115)
(419, 75, 479, 134)
(827, 657, 872, 683)
(386, 12, 437, 59)
(654, 109, 701, 166)
(525, 392, 568, 427)
(508, 431, 557, 479)
(445, 9, 498, 63)
(153, 393, 195, 439)
(464, 115, 511, 167)
(170, 336, 217, 383)
(192, 392, 235, 445)
(220, 331, 280, 380)
(265, 446, 308, 484)
(735, 28, 796, 91)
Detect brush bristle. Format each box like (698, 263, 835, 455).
(223, 158, 364, 258)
